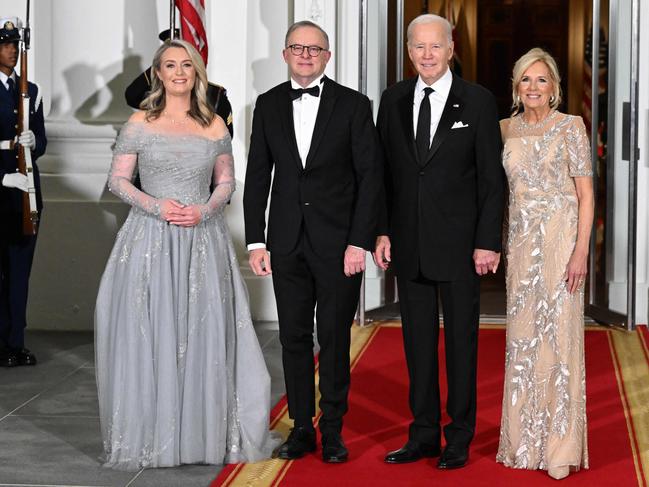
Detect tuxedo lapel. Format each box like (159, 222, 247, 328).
(397, 79, 418, 165)
(278, 83, 304, 171)
(423, 77, 465, 167)
(305, 78, 336, 169)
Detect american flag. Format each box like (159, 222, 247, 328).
(175, 0, 208, 65)
(582, 24, 608, 138)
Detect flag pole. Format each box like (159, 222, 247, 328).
(170, 0, 177, 39)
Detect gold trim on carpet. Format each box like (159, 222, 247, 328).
(610, 329, 649, 487)
(221, 322, 649, 486)
(221, 323, 380, 486)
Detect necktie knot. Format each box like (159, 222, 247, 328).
(423, 87, 434, 97)
(290, 85, 320, 101)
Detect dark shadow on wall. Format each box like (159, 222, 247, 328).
(50, 0, 160, 123)
(30, 1, 163, 334)
(246, 2, 292, 147)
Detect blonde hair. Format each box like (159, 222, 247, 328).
(511, 47, 562, 115)
(141, 39, 214, 127)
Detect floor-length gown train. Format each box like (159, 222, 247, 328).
(95, 122, 276, 471)
(497, 112, 591, 471)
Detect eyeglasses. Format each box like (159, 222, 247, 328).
(286, 44, 327, 57)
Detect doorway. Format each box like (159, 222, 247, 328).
(375, 0, 639, 325)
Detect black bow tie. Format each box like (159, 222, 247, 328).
(289, 85, 320, 100)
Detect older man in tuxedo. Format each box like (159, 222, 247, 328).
(243, 21, 382, 463)
(374, 14, 505, 470)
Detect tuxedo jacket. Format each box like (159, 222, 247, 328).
(377, 75, 504, 280)
(244, 77, 382, 257)
(0, 78, 47, 216)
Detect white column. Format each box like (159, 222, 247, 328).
(635, 0, 649, 324)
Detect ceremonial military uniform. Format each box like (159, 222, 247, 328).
(0, 18, 46, 366)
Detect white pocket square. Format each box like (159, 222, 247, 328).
(451, 121, 469, 129)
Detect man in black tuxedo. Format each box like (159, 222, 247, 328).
(243, 20, 382, 463)
(374, 14, 504, 469)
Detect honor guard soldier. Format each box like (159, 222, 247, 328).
(0, 17, 46, 367)
(124, 29, 234, 137)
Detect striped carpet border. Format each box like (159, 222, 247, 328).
(218, 323, 380, 487)
(216, 322, 649, 486)
(611, 326, 649, 487)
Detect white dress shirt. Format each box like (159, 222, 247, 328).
(292, 76, 324, 166)
(413, 67, 453, 147)
(247, 76, 325, 252)
(0, 70, 16, 91)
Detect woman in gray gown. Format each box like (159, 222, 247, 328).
(95, 39, 276, 471)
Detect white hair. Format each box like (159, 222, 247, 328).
(406, 14, 452, 44)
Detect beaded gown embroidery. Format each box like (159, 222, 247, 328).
(95, 122, 276, 470)
(496, 112, 591, 471)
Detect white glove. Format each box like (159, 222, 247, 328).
(2, 172, 29, 193)
(18, 130, 36, 150)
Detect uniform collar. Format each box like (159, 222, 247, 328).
(0, 70, 16, 87)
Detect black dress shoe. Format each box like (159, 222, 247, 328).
(276, 426, 316, 460)
(322, 432, 348, 463)
(0, 349, 18, 367)
(437, 445, 469, 469)
(14, 348, 37, 366)
(384, 441, 441, 464)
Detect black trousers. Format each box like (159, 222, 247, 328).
(397, 273, 480, 448)
(0, 213, 39, 350)
(272, 234, 362, 434)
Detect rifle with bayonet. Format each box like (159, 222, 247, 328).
(16, 0, 38, 236)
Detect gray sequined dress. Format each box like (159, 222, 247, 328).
(95, 122, 276, 471)
(496, 112, 592, 472)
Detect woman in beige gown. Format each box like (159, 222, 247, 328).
(496, 48, 594, 480)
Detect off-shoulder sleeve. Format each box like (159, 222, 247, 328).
(113, 122, 145, 155)
(107, 123, 160, 216)
(199, 135, 235, 221)
(566, 116, 593, 177)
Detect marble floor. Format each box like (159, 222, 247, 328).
(0, 323, 285, 487)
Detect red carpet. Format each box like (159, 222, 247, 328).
(214, 324, 649, 486)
